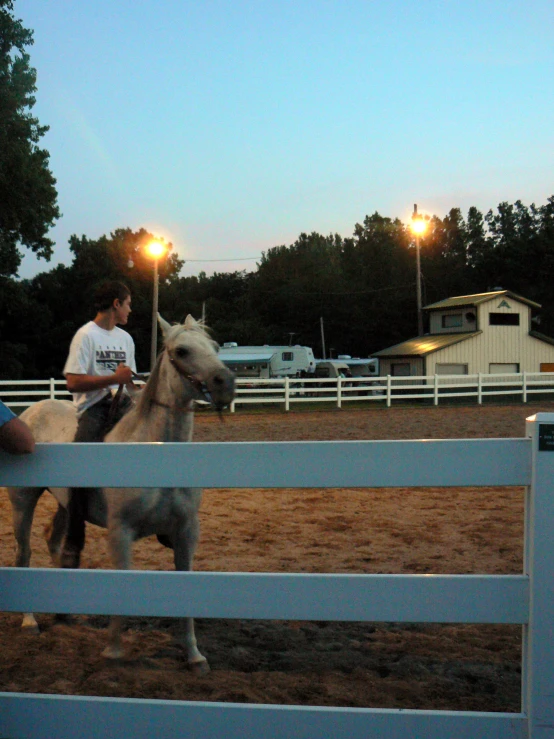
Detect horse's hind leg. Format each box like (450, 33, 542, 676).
(102, 523, 134, 660)
(44, 504, 68, 567)
(172, 516, 209, 674)
(8, 486, 44, 633)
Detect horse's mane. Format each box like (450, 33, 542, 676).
(135, 350, 165, 415)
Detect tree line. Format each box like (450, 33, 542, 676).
(2, 196, 554, 379)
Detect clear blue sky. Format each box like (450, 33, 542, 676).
(16, 0, 554, 279)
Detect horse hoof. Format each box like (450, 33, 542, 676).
(60, 551, 81, 569)
(190, 658, 210, 675)
(102, 646, 124, 660)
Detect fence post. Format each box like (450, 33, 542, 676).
(50, 378, 55, 400)
(478, 373, 483, 405)
(433, 373, 439, 406)
(386, 375, 391, 407)
(523, 413, 554, 737)
(523, 371, 528, 403)
(337, 377, 342, 409)
(284, 377, 290, 412)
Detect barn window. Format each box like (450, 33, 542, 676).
(391, 363, 411, 376)
(435, 364, 468, 375)
(489, 313, 519, 325)
(282, 352, 293, 361)
(442, 313, 463, 328)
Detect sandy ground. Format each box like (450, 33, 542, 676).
(1, 401, 548, 712)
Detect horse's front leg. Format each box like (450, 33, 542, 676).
(8, 486, 45, 633)
(172, 514, 209, 674)
(102, 522, 133, 660)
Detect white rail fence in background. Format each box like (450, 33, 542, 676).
(1, 414, 554, 738)
(2, 372, 554, 412)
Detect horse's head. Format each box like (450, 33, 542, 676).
(157, 314, 235, 412)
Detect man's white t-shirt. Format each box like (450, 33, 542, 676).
(63, 321, 137, 416)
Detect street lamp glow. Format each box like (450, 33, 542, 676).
(411, 217, 427, 235)
(146, 240, 166, 259)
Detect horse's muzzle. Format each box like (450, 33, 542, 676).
(208, 369, 236, 411)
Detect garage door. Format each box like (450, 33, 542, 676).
(435, 364, 468, 375)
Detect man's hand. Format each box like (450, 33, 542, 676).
(113, 363, 133, 385)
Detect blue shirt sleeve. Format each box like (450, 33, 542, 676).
(0, 400, 17, 428)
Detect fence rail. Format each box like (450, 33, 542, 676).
(3, 372, 554, 411)
(1, 414, 554, 737)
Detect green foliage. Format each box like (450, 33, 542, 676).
(0, 0, 60, 276)
(4, 195, 554, 378)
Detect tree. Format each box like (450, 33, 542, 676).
(22, 228, 184, 374)
(0, 0, 60, 276)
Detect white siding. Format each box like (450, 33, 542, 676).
(426, 296, 554, 375)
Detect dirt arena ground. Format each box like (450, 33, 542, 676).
(1, 401, 549, 712)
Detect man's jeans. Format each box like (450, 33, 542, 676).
(62, 393, 132, 565)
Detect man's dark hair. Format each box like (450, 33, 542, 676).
(93, 281, 131, 312)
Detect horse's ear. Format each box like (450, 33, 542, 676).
(184, 314, 198, 330)
(157, 314, 172, 337)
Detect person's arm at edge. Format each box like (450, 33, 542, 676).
(0, 416, 35, 455)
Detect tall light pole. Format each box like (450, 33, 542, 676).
(146, 240, 167, 370)
(411, 204, 428, 336)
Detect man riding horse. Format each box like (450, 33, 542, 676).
(61, 280, 137, 568)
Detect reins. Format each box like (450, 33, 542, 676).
(167, 351, 214, 405)
(106, 383, 125, 429)
(107, 370, 150, 429)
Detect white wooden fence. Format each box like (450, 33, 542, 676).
(1, 414, 554, 737)
(3, 371, 554, 412)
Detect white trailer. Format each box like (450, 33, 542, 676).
(314, 360, 351, 378)
(219, 344, 316, 378)
(337, 355, 380, 377)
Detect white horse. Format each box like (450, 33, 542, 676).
(7, 314, 235, 672)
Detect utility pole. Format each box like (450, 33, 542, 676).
(320, 317, 326, 359)
(412, 203, 426, 337)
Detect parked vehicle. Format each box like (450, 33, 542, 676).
(336, 355, 380, 377)
(314, 360, 351, 379)
(218, 344, 316, 378)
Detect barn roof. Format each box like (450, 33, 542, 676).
(372, 332, 480, 358)
(530, 330, 554, 347)
(423, 290, 541, 311)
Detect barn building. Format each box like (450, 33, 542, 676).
(372, 290, 554, 377)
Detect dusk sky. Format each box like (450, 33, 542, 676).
(16, 0, 554, 280)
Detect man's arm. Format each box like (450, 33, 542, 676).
(0, 416, 35, 455)
(66, 363, 134, 393)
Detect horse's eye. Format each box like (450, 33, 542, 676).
(175, 347, 189, 359)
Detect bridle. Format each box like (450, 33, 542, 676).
(169, 354, 212, 400)
(140, 349, 214, 410)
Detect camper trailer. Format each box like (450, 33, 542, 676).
(314, 360, 351, 379)
(219, 344, 316, 379)
(337, 355, 379, 377)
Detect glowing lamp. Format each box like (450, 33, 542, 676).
(146, 241, 166, 259)
(411, 217, 427, 236)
